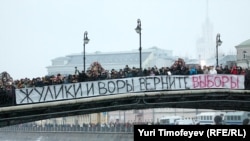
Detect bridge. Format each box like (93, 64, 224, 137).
(0, 74, 249, 127)
(1, 88, 250, 128)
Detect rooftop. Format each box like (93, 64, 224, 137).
(236, 39, 250, 47)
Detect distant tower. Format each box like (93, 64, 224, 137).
(196, 0, 214, 60)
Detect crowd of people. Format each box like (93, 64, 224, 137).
(1, 58, 250, 91)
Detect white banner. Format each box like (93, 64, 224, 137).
(15, 74, 245, 104)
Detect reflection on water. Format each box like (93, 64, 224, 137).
(0, 122, 134, 141)
(36, 136, 43, 141)
(0, 131, 133, 141)
(0, 132, 46, 141)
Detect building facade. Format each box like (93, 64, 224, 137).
(235, 39, 250, 69)
(46, 47, 175, 76)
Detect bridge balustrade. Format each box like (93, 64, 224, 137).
(0, 123, 134, 133)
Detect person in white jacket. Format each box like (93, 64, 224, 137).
(209, 66, 217, 74)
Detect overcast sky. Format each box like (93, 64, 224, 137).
(1, 0, 250, 80)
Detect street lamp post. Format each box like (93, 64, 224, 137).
(216, 33, 222, 67)
(135, 19, 142, 71)
(83, 31, 90, 72)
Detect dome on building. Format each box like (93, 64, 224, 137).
(236, 39, 250, 47)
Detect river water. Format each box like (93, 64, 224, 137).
(0, 131, 133, 141)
